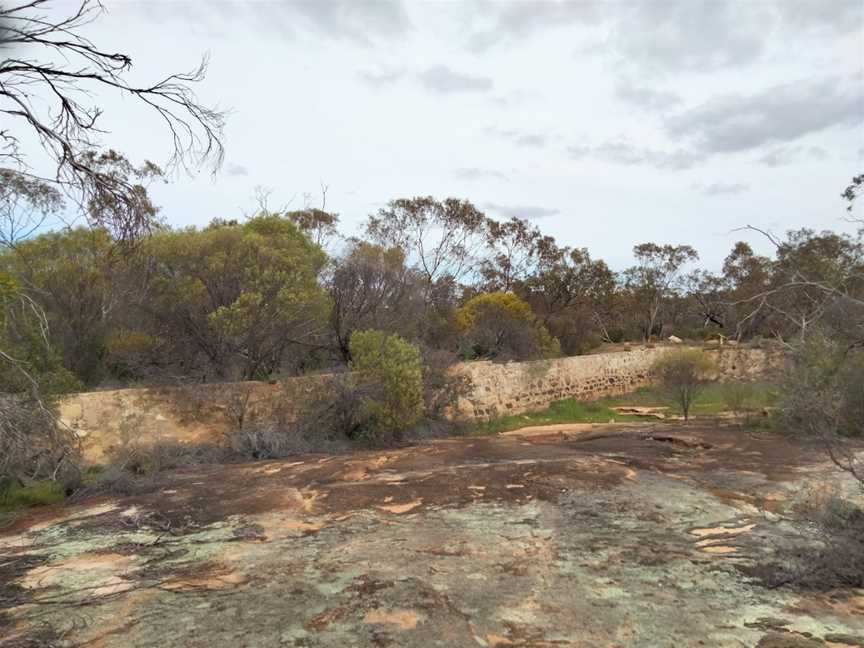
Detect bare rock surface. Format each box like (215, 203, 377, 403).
(1, 423, 862, 647)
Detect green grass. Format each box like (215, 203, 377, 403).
(0, 481, 65, 513)
(471, 381, 779, 435)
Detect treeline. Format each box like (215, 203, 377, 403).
(1, 173, 863, 391)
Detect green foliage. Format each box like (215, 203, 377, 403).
(456, 291, 532, 329)
(328, 240, 421, 361)
(143, 214, 329, 379)
(0, 227, 114, 385)
(456, 291, 560, 360)
(0, 480, 65, 512)
(349, 329, 424, 439)
(651, 350, 716, 420)
(104, 330, 162, 381)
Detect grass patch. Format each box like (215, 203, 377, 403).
(472, 398, 644, 435)
(472, 381, 779, 435)
(0, 481, 65, 513)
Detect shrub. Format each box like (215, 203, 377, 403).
(455, 291, 560, 361)
(651, 349, 716, 420)
(743, 487, 864, 591)
(720, 381, 758, 426)
(105, 440, 228, 477)
(225, 422, 311, 460)
(71, 440, 229, 498)
(777, 331, 864, 483)
(349, 330, 424, 441)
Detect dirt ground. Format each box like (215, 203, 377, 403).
(1, 423, 863, 647)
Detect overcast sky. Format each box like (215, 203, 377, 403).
(63, 0, 864, 269)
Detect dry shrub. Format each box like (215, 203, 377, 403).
(651, 349, 716, 420)
(742, 484, 864, 591)
(0, 394, 81, 494)
(225, 422, 312, 459)
(86, 441, 229, 497)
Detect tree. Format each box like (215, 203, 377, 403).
(0, 271, 81, 490)
(651, 349, 715, 421)
(733, 179, 864, 486)
(285, 208, 340, 249)
(366, 196, 487, 293)
(778, 331, 863, 484)
(480, 216, 545, 292)
(729, 229, 864, 344)
(456, 291, 559, 361)
(768, 230, 863, 342)
(623, 243, 698, 341)
(721, 242, 772, 340)
(140, 215, 328, 380)
(523, 245, 616, 353)
(842, 173, 864, 215)
(79, 150, 164, 241)
(0, 168, 64, 247)
(327, 240, 422, 362)
(0, 226, 117, 385)
(685, 270, 728, 332)
(0, 0, 224, 240)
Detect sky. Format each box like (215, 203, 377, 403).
(22, 0, 864, 269)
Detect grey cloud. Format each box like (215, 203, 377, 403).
(358, 66, 406, 88)
(468, 0, 764, 72)
(467, 1, 602, 52)
(759, 145, 828, 167)
(299, 1, 409, 35)
(486, 126, 550, 148)
(568, 139, 704, 170)
(225, 163, 249, 176)
(615, 80, 682, 112)
(270, 0, 410, 45)
(467, 1, 861, 75)
(692, 182, 749, 196)
(454, 167, 510, 182)
(779, 0, 864, 36)
(419, 65, 494, 94)
(183, 1, 412, 45)
(483, 202, 559, 220)
(611, 1, 765, 73)
(666, 76, 862, 154)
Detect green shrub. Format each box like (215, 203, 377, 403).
(350, 330, 424, 440)
(455, 291, 560, 360)
(651, 349, 716, 420)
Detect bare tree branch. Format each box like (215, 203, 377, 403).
(0, 0, 225, 240)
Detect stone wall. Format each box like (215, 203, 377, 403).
(59, 346, 784, 460)
(451, 346, 784, 420)
(59, 375, 331, 463)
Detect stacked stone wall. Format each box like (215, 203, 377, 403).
(58, 346, 784, 459)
